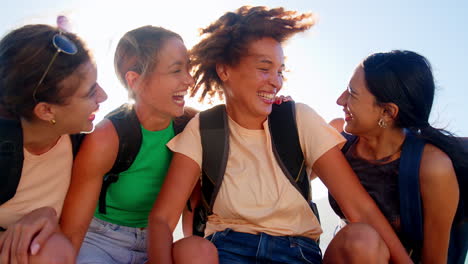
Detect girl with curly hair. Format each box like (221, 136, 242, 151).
(148, 6, 411, 264)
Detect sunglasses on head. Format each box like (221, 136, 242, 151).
(32, 33, 78, 102)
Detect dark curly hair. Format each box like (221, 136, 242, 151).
(190, 6, 315, 102)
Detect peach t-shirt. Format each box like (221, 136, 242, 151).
(0, 135, 73, 228)
(167, 103, 344, 241)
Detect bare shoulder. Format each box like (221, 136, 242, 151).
(419, 143, 456, 186)
(82, 119, 118, 149)
(329, 118, 344, 133)
(75, 119, 119, 172)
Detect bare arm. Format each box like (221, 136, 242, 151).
(328, 118, 345, 149)
(148, 153, 201, 264)
(314, 146, 412, 264)
(60, 119, 118, 251)
(419, 145, 459, 264)
(182, 180, 201, 237)
(329, 118, 344, 133)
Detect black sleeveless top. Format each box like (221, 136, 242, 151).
(328, 139, 403, 236)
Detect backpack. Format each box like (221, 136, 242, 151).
(0, 118, 84, 206)
(340, 131, 467, 263)
(191, 101, 320, 237)
(97, 104, 196, 214)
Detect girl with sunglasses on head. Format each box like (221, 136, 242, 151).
(328, 50, 467, 263)
(0, 23, 107, 264)
(60, 26, 218, 264)
(148, 6, 412, 264)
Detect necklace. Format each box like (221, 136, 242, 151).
(352, 142, 402, 164)
(369, 150, 401, 164)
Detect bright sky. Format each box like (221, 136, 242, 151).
(3, 0, 467, 136)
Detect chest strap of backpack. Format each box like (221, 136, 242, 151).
(98, 105, 142, 214)
(399, 132, 468, 263)
(269, 101, 317, 217)
(0, 119, 24, 205)
(398, 130, 424, 260)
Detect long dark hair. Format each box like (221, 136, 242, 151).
(363, 50, 467, 220)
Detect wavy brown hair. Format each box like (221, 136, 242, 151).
(189, 6, 315, 102)
(0, 24, 91, 119)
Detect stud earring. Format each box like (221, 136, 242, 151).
(378, 118, 387, 128)
(50, 119, 56, 125)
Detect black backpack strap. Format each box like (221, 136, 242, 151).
(174, 107, 198, 135)
(340, 131, 358, 154)
(0, 119, 24, 205)
(398, 130, 425, 260)
(269, 102, 309, 200)
(98, 104, 142, 214)
(193, 105, 229, 236)
(448, 137, 468, 264)
(70, 133, 85, 158)
(269, 102, 320, 224)
(448, 219, 468, 264)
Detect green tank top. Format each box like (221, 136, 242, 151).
(94, 122, 175, 227)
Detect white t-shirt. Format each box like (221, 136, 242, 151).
(168, 103, 344, 241)
(0, 135, 73, 228)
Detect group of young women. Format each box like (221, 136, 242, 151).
(0, 5, 465, 264)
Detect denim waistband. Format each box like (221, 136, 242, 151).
(92, 216, 147, 234)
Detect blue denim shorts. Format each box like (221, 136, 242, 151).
(77, 217, 147, 264)
(206, 228, 322, 264)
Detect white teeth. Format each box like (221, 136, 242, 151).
(173, 91, 188, 97)
(257, 92, 275, 100)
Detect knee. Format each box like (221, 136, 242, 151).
(341, 223, 383, 252)
(30, 232, 76, 264)
(173, 236, 218, 264)
(325, 223, 389, 263)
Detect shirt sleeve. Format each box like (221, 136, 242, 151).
(295, 102, 345, 168)
(166, 113, 203, 168)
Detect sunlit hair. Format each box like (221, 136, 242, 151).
(190, 6, 315, 102)
(114, 26, 182, 99)
(363, 50, 467, 221)
(0, 24, 91, 119)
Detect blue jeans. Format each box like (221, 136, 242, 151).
(206, 228, 322, 264)
(77, 217, 147, 264)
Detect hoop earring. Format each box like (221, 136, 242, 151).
(378, 118, 387, 128)
(50, 119, 56, 125)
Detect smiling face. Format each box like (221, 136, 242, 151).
(336, 65, 384, 136)
(52, 60, 107, 133)
(221, 37, 284, 127)
(134, 37, 194, 119)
